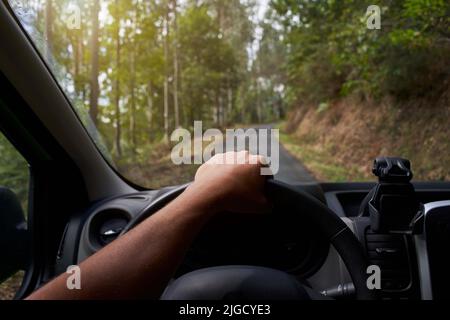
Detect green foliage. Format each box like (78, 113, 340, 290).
(0, 134, 29, 210)
(317, 102, 329, 114)
(271, 0, 450, 103)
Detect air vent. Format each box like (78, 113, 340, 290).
(89, 209, 131, 248)
(365, 231, 411, 292)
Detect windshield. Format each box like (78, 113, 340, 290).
(9, 0, 450, 188)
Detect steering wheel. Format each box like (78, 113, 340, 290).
(121, 180, 375, 300)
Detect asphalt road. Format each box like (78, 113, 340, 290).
(234, 125, 316, 184)
(275, 143, 316, 184)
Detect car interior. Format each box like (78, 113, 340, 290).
(1, 0, 450, 301)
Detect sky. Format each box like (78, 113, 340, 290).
(256, 0, 270, 20)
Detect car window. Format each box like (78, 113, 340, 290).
(8, 0, 450, 188)
(0, 132, 29, 300)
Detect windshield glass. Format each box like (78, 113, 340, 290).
(9, 0, 450, 188)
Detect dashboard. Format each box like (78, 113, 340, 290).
(55, 181, 450, 300)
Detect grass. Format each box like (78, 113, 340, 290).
(279, 130, 370, 182)
(117, 140, 201, 189)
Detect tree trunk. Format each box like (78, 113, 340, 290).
(218, 90, 224, 126)
(256, 79, 262, 123)
(217, 2, 226, 126)
(227, 82, 233, 124)
(163, 4, 170, 142)
(81, 28, 87, 103)
(44, 0, 53, 61)
(129, 10, 137, 156)
(89, 0, 100, 125)
(172, 0, 180, 128)
(215, 91, 220, 126)
(130, 69, 136, 156)
(147, 82, 154, 141)
(74, 32, 80, 95)
(255, 58, 262, 123)
(114, 7, 122, 157)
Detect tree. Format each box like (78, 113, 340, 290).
(163, 0, 170, 142)
(44, 0, 53, 61)
(172, 0, 181, 128)
(89, 0, 100, 125)
(113, 0, 122, 156)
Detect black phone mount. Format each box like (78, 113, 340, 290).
(365, 157, 420, 232)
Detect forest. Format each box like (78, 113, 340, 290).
(21, 0, 283, 152)
(1, 0, 449, 195)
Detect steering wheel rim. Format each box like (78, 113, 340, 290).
(121, 180, 375, 300)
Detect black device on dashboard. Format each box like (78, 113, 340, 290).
(359, 157, 420, 232)
(355, 157, 422, 298)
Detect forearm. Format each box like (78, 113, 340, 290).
(27, 185, 216, 300)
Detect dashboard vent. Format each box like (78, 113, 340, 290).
(90, 209, 131, 248)
(365, 231, 411, 292)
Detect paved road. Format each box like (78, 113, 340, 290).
(235, 125, 316, 184)
(275, 143, 316, 184)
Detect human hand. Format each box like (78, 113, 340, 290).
(187, 151, 271, 215)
